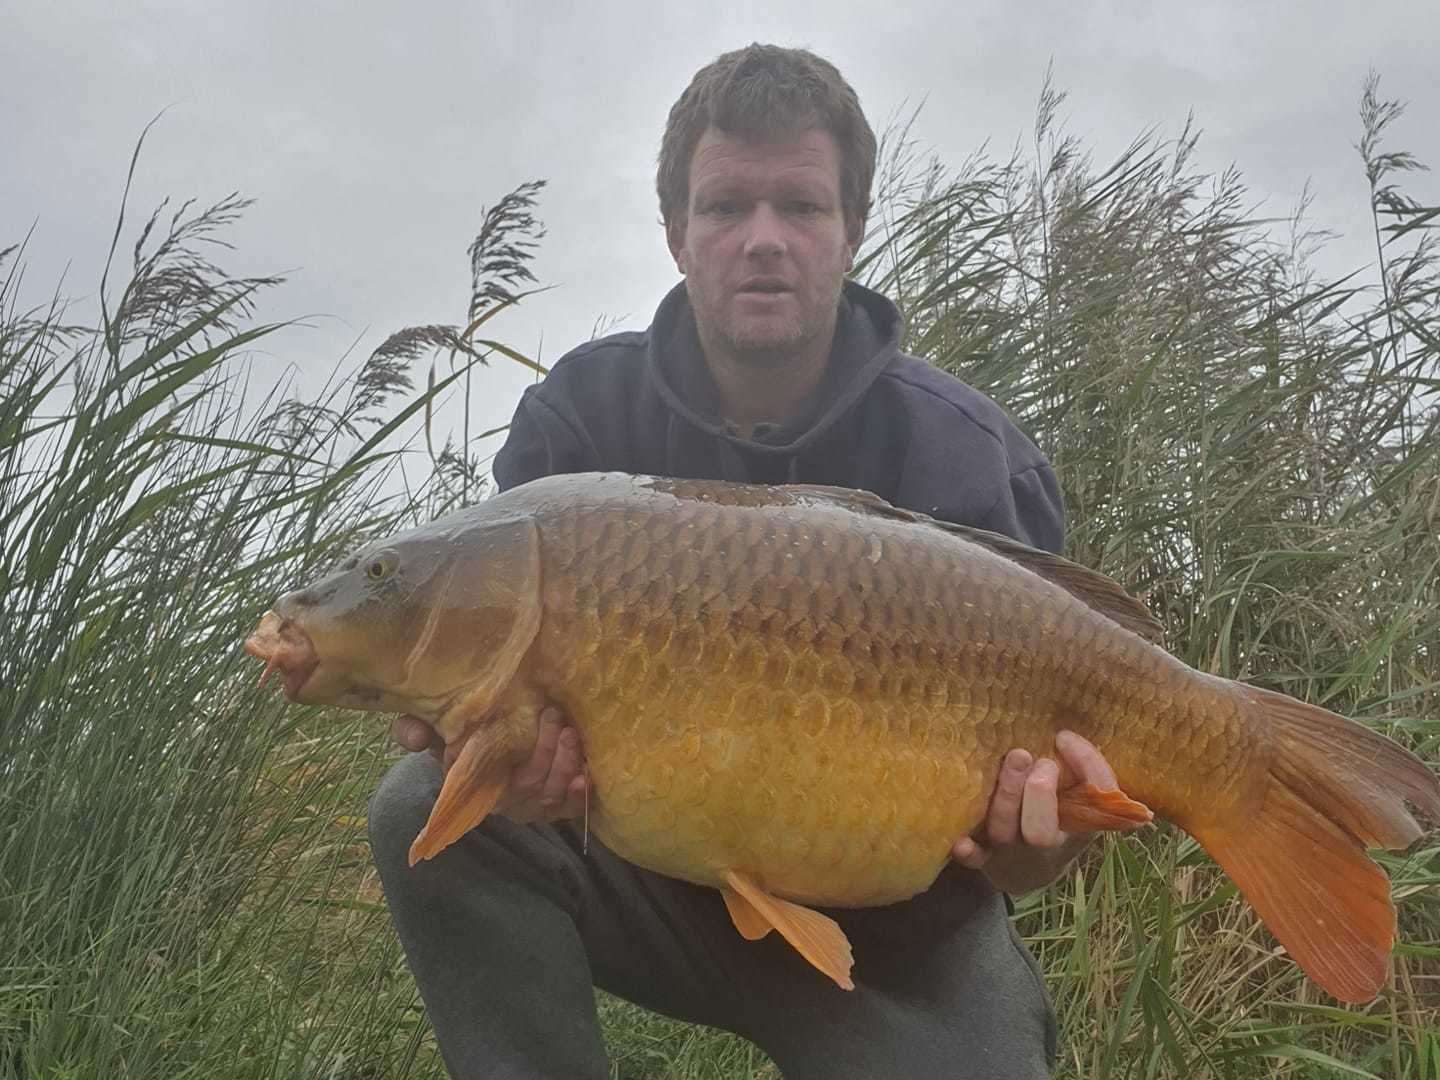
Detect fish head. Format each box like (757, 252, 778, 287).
(245, 513, 540, 726)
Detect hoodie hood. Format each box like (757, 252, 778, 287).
(646, 279, 904, 459)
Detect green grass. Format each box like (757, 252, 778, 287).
(2, 72, 1437, 1078)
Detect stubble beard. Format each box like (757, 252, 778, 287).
(698, 290, 841, 371)
(719, 317, 809, 368)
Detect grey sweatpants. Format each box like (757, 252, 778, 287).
(369, 752, 1057, 1080)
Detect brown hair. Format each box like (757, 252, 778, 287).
(657, 44, 877, 232)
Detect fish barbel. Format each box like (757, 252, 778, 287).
(245, 472, 1439, 1001)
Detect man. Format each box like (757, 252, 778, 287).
(370, 43, 1118, 1079)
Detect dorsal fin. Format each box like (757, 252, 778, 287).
(785, 484, 1165, 645)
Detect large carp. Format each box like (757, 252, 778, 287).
(246, 472, 1438, 1002)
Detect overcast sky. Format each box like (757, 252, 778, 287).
(4, 1, 1437, 482)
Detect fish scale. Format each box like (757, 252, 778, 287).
(247, 471, 1440, 1000)
(531, 481, 1181, 906)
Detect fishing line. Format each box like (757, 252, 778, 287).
(583, 763, 590, 855)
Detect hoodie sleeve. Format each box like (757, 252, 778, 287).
(492, 384, 598, 493)
(884, 366, 1066, 555)
(1003, 463, 1066, 555)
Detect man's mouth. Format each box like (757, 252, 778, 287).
(737, 278, 791, 295)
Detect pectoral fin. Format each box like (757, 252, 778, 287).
(722, 871, 855, 990)
(1057, 782, 1154, 833)
(408, 729, 512, 866)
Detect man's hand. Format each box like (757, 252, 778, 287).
(389, 706, 589, 825)
(391, 713, 446, 756)
(950, 730, 1113, 895)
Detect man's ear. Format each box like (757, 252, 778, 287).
(666, 216, 687, 274)
(845, 215, 864, 271)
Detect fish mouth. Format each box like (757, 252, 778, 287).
(245, 611, 320, 701)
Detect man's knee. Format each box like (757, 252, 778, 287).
(368, 752, 442, 877)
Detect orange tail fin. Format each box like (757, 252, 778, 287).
(1190, 687, 1440, 1003)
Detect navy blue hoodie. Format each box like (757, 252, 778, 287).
(493, 279, 1063, 555)
(488, 279, 1069, 1029)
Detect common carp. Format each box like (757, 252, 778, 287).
(246, 472, 1439, 1002)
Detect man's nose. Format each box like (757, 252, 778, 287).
(742, 203, 787, 258)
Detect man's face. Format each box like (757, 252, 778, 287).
(667, 126, 860, 365)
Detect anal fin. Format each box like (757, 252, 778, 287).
(408, 729, 511, 866)
(1057, 782, 1154, 833)
(722, 871, 855, 990)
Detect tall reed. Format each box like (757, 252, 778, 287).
(858, 70, 1439, 1080)
(0, 136, 474, 1076)
(2, 70, 1435, 1079)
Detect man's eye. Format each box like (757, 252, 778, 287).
(788, 202, 821, 215)
(705, 200, 740, 216)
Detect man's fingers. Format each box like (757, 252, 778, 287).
(969, 737, 1112, 872)
(986, 749, 1033, 846)
(1020, 758, 1063, 847)
(554, 772, 589, 822)
(1054, 730, 1117, 788)
(489, 706, 590, 824)
(392, 714, 440, 754)
(951, 836, 990, 869)
(511, 707, 565, 793)
(541, 727, 583, 808)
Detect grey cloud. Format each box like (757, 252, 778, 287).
(3, 1, 1435, 453)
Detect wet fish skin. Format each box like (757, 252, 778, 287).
(524, 476, 1215, 906)
(246, 471, 1440, 1002)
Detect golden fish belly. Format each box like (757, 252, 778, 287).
(575, 673, 996, 906)
(526, 483, 1238, 908)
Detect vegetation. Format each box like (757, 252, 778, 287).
(868, 69, 1440, 1080)
(1, 75, 1436, 1078)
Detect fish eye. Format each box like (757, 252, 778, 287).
(365, 550, 399, 582)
